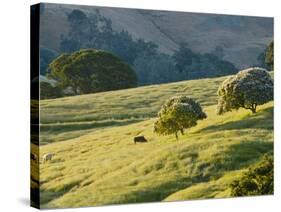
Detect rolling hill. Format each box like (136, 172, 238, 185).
(40, 3, 273, 69)
(37, 73, 274, 208)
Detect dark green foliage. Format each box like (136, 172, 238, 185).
(59, 9, 237, 85)
(211, 45, 224, 58)
(257, 41, 274, 70)
(48, 49, 137, 95)
(40, 47, 58, 75)
(61, 9, 98, 52)
(172, 42, 194, 72)
(133, 53, 186, 85)
(231, 154, 273, 196)
(265, 41, 274, 70)
(110, 30, 138, 65)
(60, 9, 157, 66)
(172, 43, 237, 79)
(154, 96, 207, 139)
(68, 9, 87, 23)
(109, 31, 158, 66)
(217, 67, 273, 114)
(200, 53, 237, 76)
(60, 37, 80, 53)
(40, 81, 62, 99)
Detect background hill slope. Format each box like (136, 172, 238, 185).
(40, 3, 273, 69)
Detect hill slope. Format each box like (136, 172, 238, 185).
(40, 75, 227, 144)
(38, 74, 273, 208)
(40, 3, 273, 69)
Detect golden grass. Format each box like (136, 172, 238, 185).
(37, 72, 273, 208)
(39, 101, 273, 207)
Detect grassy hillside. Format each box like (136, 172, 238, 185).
(38, 74, 273, 208)
(40, 76, 227, 144)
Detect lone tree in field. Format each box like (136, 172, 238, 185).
(154, 96, 207, 140)
(48, 49, 137, 95)
(217, 67, 273, 114)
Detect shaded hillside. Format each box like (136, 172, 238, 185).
(40, 3, 273, 69)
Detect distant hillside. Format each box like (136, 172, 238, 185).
(40, 3, 273, 69)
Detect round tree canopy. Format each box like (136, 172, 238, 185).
(154, 96, 206, 140)
(217, 67, 273, 114)
(48, 49, 137, 95)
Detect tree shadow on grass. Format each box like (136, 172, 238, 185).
(114, 176, 206, 205)
(207, 140, 273, 172)
(115, 140, 272, 204)
(198, 107, 273, 133)
(40, 180, 81, 205)
(40, 119, 145, 133)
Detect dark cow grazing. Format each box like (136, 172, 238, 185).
(134, 135, 148, 144)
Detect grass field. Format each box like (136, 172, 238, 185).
(39, 75, 230, 145)
(38, 73, 274, 208)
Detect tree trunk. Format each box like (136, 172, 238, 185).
(175, 132, 178, 140)
(251, 104, 257, 113)
(180, 129, 184, 135)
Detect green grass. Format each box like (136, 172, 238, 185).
(38, 73, 273, 208)
(39, 76, 227, 144)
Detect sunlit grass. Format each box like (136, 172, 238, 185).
(39, 76, 228, 144)
(37, 72, 273, 208)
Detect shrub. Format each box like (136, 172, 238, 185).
(48, 49, 137, 95)
(256, 41, 274, 70)
(265, 41, 274, 70)
(217, 67, 273, 114)
(230, 154, 273, 196)
(154, 96, 207, 140)
(172, 43, 237, 79)
(40, 81, 62, 99)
